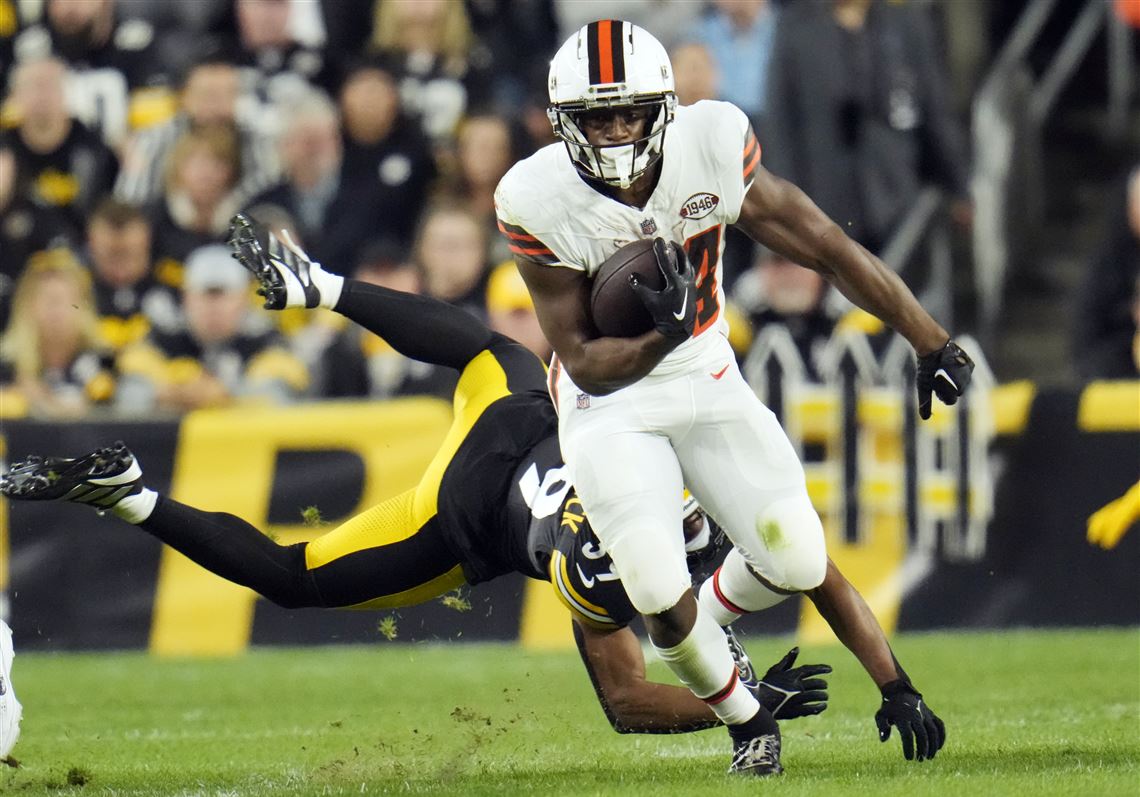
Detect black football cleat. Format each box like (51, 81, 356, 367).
(227, 213, 323, 310)
(1, 442, 142, 512)
(729, 733, 783, 776)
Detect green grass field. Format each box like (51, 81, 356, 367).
(2, 628, 1136, 796)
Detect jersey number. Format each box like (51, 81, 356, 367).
(683, 225, 722, 336)
(518, 462, 572, 519)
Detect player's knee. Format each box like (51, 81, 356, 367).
(756, 495, 827, 591)
(627, 579, 688, 617)
(261, 543, 324, 609)
(618, 559, 689, 617)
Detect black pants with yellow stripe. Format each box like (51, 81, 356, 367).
(137, 280, 548, 609)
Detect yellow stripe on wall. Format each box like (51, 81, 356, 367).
(990, 381, 1036, 436)
(519, 578, 575, 649)
(150, 399, 451, 656)
(798, 515, 906, 643)
(1078, 381, 1140, 432)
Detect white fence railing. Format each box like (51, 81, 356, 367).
(744, 327, 995, 563)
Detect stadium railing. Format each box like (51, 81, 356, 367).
(971, 0, 1136, 348)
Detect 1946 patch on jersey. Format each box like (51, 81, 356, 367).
(680, 192, 720, 219)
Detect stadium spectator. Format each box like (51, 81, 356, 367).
(415, 204, 490, 317)
(115, 57, 280, 207)
(733, 246, 838, 380)
(691, 0, 778, 125)
(319, 0, 373, 58)
(150, 125, 243, 273)
(116, 243, 306, 412)
(1073, 165, 1140, 379)
(0, 0, 17, 77)
(367, 0, 492, 144)
(194, 0, 334, 142)
(671, 41, 719, 107)
(516, 77, 558, 155)
(1, 56, 119, 242)
(231, 0, 331, 90)
(485, 260, 552, 362)
(317, 239, 455, 400)
(7, 0, 174, 147)
(247, 89, 385, 276)
(762, 0, 971, 253)
(0, 248, 116, 418)
(85, 198, 181, 352)
(444, 113, 516, 263)
(0, 148, 76, 327)
(464, 0, 559, 114)
(554, 1, 702, 47)
(337, 58, 436, 247)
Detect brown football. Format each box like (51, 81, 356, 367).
(589, 239, 664, 338)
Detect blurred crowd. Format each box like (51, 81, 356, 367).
(0, 0, 1135, 420)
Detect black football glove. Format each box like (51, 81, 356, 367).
(874, 679, 946, 761)
(916, 339, 974, 420)
(629, 238, 696, 343)
(754, 646, 831, 720)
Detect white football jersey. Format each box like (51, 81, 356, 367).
(495, 100, 760, 376)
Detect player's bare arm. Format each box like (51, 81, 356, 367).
(571, 618, 829, 734)
(515, 253, 678, 395)
(804, 558, 901, 688)
(735, 166, 950, 356)
(804, 558, 947, 761)
(572, 619, 721, 733)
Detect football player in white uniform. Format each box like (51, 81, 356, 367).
(495, 20, 973, 775)
(0, 619, 21, 764)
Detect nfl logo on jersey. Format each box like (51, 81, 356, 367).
(576, 392, 591, 409)
(640, 218, 658, 235)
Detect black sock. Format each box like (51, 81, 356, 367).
(334, 280, 493, 370)
(728, 705, 780, 743)
(139, 496, 323, 608)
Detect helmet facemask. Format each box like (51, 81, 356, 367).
(548, 93, 677, 189)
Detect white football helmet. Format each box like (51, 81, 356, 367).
(547, 20, 677, 189)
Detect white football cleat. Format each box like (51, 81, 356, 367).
(0, 620, 22, 762)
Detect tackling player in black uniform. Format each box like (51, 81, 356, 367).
(2, 215, 944, 759)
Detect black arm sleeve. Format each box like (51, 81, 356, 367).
(333, 280, 494, 371)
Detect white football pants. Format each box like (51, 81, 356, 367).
(553, 335, 827, 615)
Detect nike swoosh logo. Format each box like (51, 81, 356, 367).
(575, 563, 595, 589)
(711, 364, 729, 380)
(672, 293, 688, 321)
(934, 368, 959, 391)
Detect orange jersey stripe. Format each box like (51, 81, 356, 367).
(743, 135, 758, 160)
(496, 222, 540, 243)
(597, 19, 614, 84)
(508, 242, 555, 256)
(743, 146, 761, 182)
